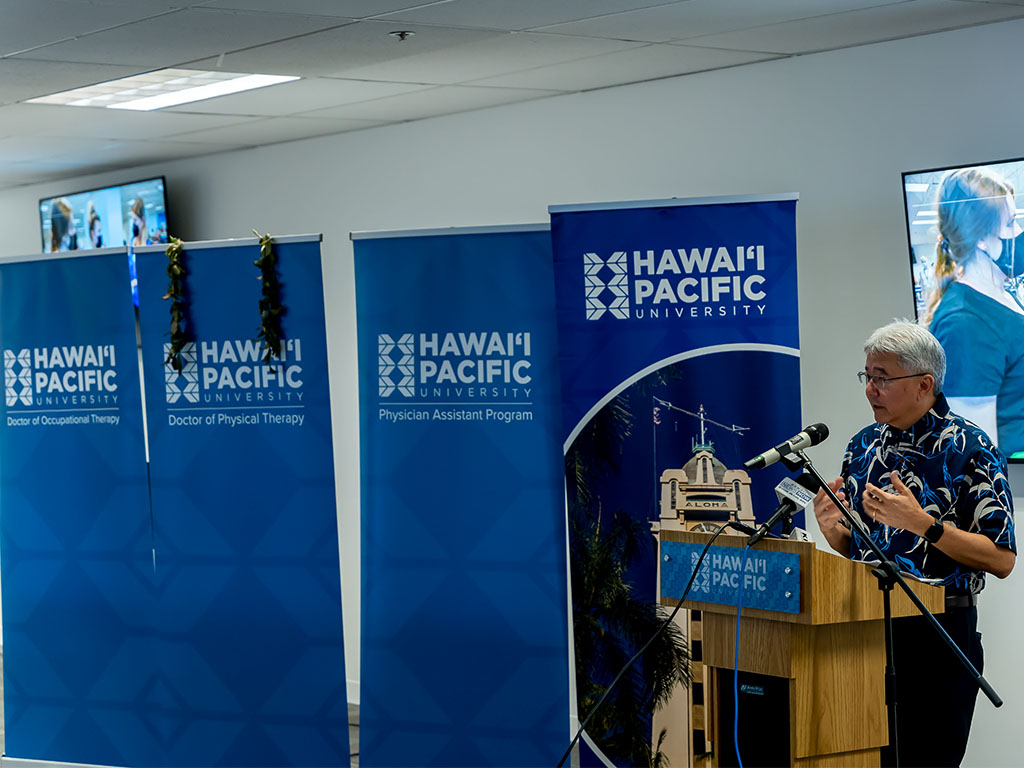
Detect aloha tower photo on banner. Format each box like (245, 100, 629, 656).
(550, 194, 801, 766)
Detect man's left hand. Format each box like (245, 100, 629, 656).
(862, 471, 933, 536)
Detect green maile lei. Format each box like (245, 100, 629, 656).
(163, 232, 286, 374)
(163, 237, 189, 373)
(252, 230, 285, 367)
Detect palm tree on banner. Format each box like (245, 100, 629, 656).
(566, 371, 688, 768)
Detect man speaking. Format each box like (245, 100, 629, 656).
(813, 320, 1016, 767)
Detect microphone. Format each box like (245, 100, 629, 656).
(747, 473, 821, 547)
(743, 423, 829, 470)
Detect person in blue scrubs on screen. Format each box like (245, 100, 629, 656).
(922, 167, 1024, 458)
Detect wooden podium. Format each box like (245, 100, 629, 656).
(660, 531, 945, 767)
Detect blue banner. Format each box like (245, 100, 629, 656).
(136, 236, 348, 767)
(354, 226, 570, 767)
(0, 249, 157, 765)
(552, 196, 801, 528)
(551, 196, 801, 765)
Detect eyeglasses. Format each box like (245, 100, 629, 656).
(857, 371, 926, 390)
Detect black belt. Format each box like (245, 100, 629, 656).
(945, 593, 977, 609)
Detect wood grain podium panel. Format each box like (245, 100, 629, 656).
(791, 619, 886, 758)
(702, 616, 886, 756)
(794, 747, 881, 767)
(703, 616, 792, 677)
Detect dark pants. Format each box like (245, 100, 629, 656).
(881, 607, 983, 768)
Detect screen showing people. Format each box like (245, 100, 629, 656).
(39, 177, 169, 254)
(903, 158, 1024, 459)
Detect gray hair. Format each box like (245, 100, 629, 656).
(864, 320, 946, 393)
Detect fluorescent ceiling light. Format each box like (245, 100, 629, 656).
(915, 210, 938, 217)
(905, 182, 929, 193)
(111, 74, 298, 111)
(27, 69, 299, 111)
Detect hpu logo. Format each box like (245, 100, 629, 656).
(378, 333, 415, 398)
(377, 331, 532, 401)
(164, 343, 199, 404)
(690, 551, 712, 594)
(585, 252, 629, 320)
(4, 345, 118, 408)
(4, 349, 33, 406)
(584, 246, 771, 321)
(164, 339, 304, 405)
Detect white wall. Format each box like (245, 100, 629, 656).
(2, 18, 1023, 766)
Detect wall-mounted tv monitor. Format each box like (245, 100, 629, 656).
(39, 176, 169, 253)
(902, 156, 1024, 461)
(39, 176, 169, 305)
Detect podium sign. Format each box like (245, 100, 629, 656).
(661, 542, 801, 613)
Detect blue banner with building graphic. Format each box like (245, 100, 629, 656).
(0, 249, 157, 766)
(550, 195, 801, 766)
(135, 235, 348, 767)
(353, 225, 570, 767)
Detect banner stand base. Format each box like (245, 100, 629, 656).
(2, 758, 116, 768)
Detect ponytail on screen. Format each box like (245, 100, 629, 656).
(922, 168, 1012, 326)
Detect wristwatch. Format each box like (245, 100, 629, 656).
(924, 519, 945, 543)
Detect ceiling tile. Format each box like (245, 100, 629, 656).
(302, 84, 559, 122)
(165, 115, 386, 145)
(164, 76, 432, 116)
(0, 135, 130, 164)
(195, 0, 434, 17)
(336, 31, 643, 85)
(0, 59, 142, 106)
(56, 138, 243, 167)
(0, 165, 66, 189)
(0, 158, 126, 190)
(537, 0, 906, 43)
(0, 103, 259, 141)
(186, 19, 504, 79)
(375, 0, 687, 31)
(12, 7, 350, 67)
(468, 43, 779, 91)
(0, 135, 235, 176)
(682, 0, 1024, 55)
(0, 0, 182, 57)
(54, 0, 195, 8)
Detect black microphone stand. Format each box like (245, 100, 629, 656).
(747, 499, 795, 547)
(782, 450, 1002, 767)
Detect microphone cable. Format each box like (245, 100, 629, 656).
(555, 521, 747, 768)
(732, 542, 753, 768)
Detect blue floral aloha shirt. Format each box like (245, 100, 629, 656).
(843, 394, 1016, 596)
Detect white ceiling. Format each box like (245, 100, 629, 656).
(3, 0, 1023, 191)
